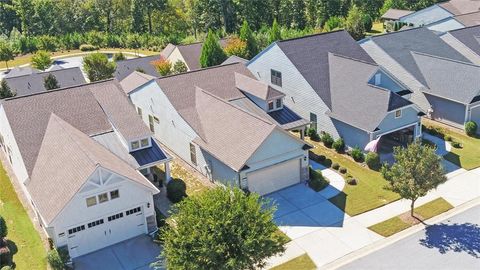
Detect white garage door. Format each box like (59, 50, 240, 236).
(247, 158, 301, 195)
(67, 206, 146, 258)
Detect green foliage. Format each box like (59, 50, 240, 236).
(47, 248, 69, 270)
(79, 44, 98, 52)
(333, 138, 345, 153)
(31, 50, 52, 70)
(345, 5, 366, 40)
(351, 147, 364, 162)
(321, 133, 334, 148)
(239, 20, 258, 59)
(465, 121, 478, 137)
(307, 127, 320, 141)
(365, 152, 381, 170)
(382, 142, 447, 216)
(339, 167, 347, 174)
(323, 16, 344, 32)
(151, 57, 172, 76)
(362, 14, 373, 32)
(83, 53, 116, 82)
(37, 35, 57, 51)
(200, 29, 227, 68)
(332, 163, 340, 170)
(308, 167, 329, 192)
(172, 60, 187, 74)
(157, 187, 285, 269)
(43, 73, 59, 90)
(268, 19, 282, 44)
(0, 215, 7, 239)
(0, 80, 15, 99)
(113, 52, 126, 62)
(166, 178, 187, 203)
(224, 37, 249, 59)
(0, 42, 14, 69)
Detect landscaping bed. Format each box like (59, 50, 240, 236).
(368, 198, 454, 237)
(156, 161, 211, 196)
(270, 253, 316, 270)
(308, 167, 329, 192)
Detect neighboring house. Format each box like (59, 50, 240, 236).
(2, 66, 86, 98)
(161, 39, 228, 71)
(441, 25, 480, 64)
(0, 80, 171, 258)
(222, 55, 248, 65)
(121, 63, 311, 196)
(361, 27, 480, 130)
(115, 55, 162, 80)
(381, 8, 414, 22)
(247, 30, 422, 152)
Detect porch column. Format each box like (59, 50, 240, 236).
(165, 162, 172, 183)
(300, 127, 305, 140)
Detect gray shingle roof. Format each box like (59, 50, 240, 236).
(412, 52, 480, 104)
(235, 72, 285, 100)
(440, 0, 480, 16)
(449, 25, 480, 56)
(276, 30, 375, 109)
(176, 39, 228, 71)
(327, 53, 412, 132)
(454, 11, 480, 27)
(4, 67, 39, 78)
(120, 71, 157, 95)
(371, 27, 470, 86)
(222, 55, 248, 65)
(115, 55, 161, 81)
(3, 67, 86, 97)
(381, 9, 414, 20)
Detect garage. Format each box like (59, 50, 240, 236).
(67, 206, 146, 258)
(247, 158, 301, 195)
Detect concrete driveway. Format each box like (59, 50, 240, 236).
(73, 235, 163, 270)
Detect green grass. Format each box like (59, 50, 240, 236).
(307, 138, 400, 216)
(270, 253, 316, 270)
(369, 198, 454, 237)
(366, 22, 385, 36)
(423, 119, 480, 170)
(156, 161, 210, 196)
(0, 163, 47, 269)
(274, 229, 291, 245)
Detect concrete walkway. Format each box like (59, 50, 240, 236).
(310, 161, 345, 199)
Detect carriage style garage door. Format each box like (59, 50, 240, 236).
(247, 158, 301, 195)
(67, 206, 146, 258)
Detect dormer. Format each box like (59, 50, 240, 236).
(128, 136, 152, 152)
(235, 73, 285, 112)
(368, 69, 412, 97)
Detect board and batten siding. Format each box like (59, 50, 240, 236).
(425, 94, 467, 128)
(247, 44, 340, 138)
(441, 34, 480, 65)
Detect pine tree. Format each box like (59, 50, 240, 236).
(131, 0, 145, 33)
(239, 20, 257, 59)
(0, 80, 15, 99)
(200, 29, 227, 68)
(268, 19, 282, 44)
(44, 73, 60, 90)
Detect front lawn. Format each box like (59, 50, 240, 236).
(307, 138, 400, 216)
(156, 161, 211, 196)
(369, 198, 453, 237)
(0, 163, 47, 269)
(270, 253, 316, 270)
(423, 119, 480, 170)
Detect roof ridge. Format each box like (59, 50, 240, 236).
(116, 54, 160, 63)
(449, 23, 480, 32)
(329, 52, 378, 66)
(371, 26, 425, 39)
(278, 29, 346, 43)
(156, 62, 241, 81)
(37, 66, 81, 74)
(411, 50, 480, 67)
(3, 79, 115, 101)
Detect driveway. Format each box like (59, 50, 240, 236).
(73, 235, 163, 270)
(340, 204, 480, 270)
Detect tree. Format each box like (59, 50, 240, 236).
(44, 73, 59, 90)
(268, 19, 282, 44)
(172, 60, 188, 74)
(382, 142, 447, 217)
(31, 50, 52, 70)
(83, 53, 116, 81)
(113, 52, 126, 62)
(13, 0, 35, 35)
(200, 29, 227, 68)
(239, 20, 257, 59)
(224, 37, 248, 59)
(130, 0, 145, 33)
(151, 57, 172, 76)
(0, 80, 15, 99)
(0, 215, 7, 239)
(0, 42, 14, 70)
(344, 4, 366, 40)
(156, 187, 285, 269)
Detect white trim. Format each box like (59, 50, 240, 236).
(394, 109, 402, 119)
(375, 122, 418, 138)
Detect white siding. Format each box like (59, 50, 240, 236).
(441, 33, 480, 65)
(247, 44, 340, 138)
(400, 5, 453, 26)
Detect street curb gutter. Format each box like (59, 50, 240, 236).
(322, 197, 480, 270)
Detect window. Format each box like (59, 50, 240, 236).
(131, 141, 140, 150)
(58, 232, 65, 237)
(98, 193, 109, 203)
(310, 113, 317, 131)
(68, 225, 85, 235)
(149, 115, 155, 132)
(86, 196, 97, 207)
(87, 219, 104, 228)
(374, 73, 381, 85)
(268, 101, 274, 111)
(189, 143, 197, 165)
(271, 69, 282, 87)
(276, 98, 282, 108)
(141, 138, 149, 147)
(108, 212, 124, 222)
(110, 190, 119, 200)
(126, 207, 142, 216)
(395, 109, 402, 118)
(153, 116, 160, 123)
(137, 107, 142, 117)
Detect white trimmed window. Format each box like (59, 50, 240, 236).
(131, 141, 140, 150)
(395, 109, 402, 118)
(98, 193, 109, 203)
(110, 190, 119, 200)
(86, 196, 97, 207)
(141, 138, 149, 147)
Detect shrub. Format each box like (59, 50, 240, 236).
(167, 178, 187, 203)
(151, 57, 172, 76)
(332, 163, 340, 170)
(347, 178, 357, 185)
(307, 127, 320, 141)
(365, 152, 381, 170)
(172, 60, 188, 74)
(223, 37, 249, 59)
(308, 167, 329, 192)
(31, 50, 52, 70)
(465, 121, 478, 137)
(351, 147, 364, 162)
(113, 52, 126, 62)
(0, 216, 7, 239)
(444, 135, 452, 141)
(37, 35, 58, 52)
(47, 248, 69, 270)
(332, 138, 345, 153)
(451, 141, 462, 148)
(155, 207, 166, 228)
(79, 44, 98, 51)
(83, 53, 116, 81)
(321, 133, 334, 148)
(339, 167, 347, 174)
(317, 155, 326, 162)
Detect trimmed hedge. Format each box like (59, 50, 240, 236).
(365, 152, 381, 170)
(351, 147, 364, 162)
(79, 44, 98, 51)
(465, 121, 478, 137)
(321, 133, 334, 148)
(167, 178, 187, 203)
(307, 127, 320, 141)
(332, 138, 345, 153)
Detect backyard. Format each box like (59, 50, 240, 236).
(0, 163, 47, 270)
(423, 119, 480, 170)
(306, 138, 400, 216)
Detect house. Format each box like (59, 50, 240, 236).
(222, 55, 248, 65)
(381, 8, 414, 22)
(2, 66, 86, 97)
(115, 55, 162, 80)
(361, 27, 480, 130)
(0, 80, 171, 258)
(247, 30, 423, 152)
(441, 25, 480, 65)
(121, 63, 311, 196)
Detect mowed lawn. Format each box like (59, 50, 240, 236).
(0, 163, 47, 269)
(270, 253, 316, 270)
(423, 119, 480, 170)
(306, 138, 400, 216)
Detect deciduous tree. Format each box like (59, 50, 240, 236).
(224, 37, 248, 59)
(151, 57, 172, 76)
(31, 50, 52, 70)
(83, 52, 116, 81)
(0, 42, 14, 70)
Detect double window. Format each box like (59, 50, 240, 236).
(86, 189, 119, 207)
(131, 138, 150, 151)
(190, 143, 197, 165)
(271, 69, 282, 87)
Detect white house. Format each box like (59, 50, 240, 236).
(122, 63, 311, 196)
(0, 80, 171, 258)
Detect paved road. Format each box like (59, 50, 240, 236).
(340, 205, 480, 270)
